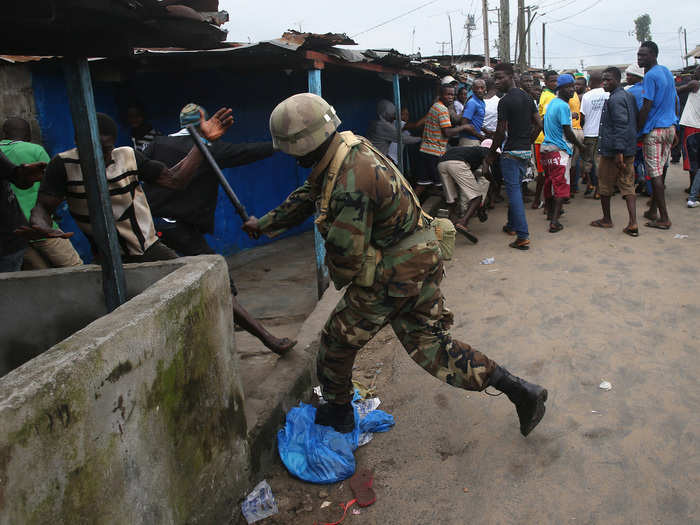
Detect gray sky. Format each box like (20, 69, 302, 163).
(220, 0, 699, 71)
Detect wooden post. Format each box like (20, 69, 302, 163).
(542, 23, 546, 71)
(392, 73, 404, 174)
(307, 68, 330, 299)
(63, 57, 126, 312)
(482, 0, 490, 65)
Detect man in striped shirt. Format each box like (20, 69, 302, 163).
(417, 85, 468, 197)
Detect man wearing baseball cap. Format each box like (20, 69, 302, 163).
(540, 74, 584, 233)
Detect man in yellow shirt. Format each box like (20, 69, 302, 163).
(533, 71, 558, 208)
(568, 73, 585, 194)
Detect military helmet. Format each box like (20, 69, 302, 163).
(269, 93, 341, 156)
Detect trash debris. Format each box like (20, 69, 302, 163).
(599, 380, 612, 391)
(277, 391, 394, 483)
(352, 380, 376, 399)
(480, 257, 495, 265)
(673, 234, 689, 239)
(321, 501, 332, 509)
(463, 487, 469, 493)
(352, 508, 361, 515)
(350, 469, 377, 507)
(319, 489, 329, 499)
(240, 480, 278, 524)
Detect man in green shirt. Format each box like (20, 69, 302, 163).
(0, 117, 82, 269)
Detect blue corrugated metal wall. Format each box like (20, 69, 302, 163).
(31, 65, 433, 260)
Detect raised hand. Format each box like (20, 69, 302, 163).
(198, 108, 234, 142)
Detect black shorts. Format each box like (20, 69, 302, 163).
(417, 152, 442, 186)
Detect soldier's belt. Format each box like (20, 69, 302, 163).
(384, 227, 438, 255)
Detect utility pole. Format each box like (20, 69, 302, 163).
(489, 7, 501, 59)
(437, 41, 449, 55)
(542, 22, 546, 71)
(482, 0, 490, 65)
(684, 28, 689, 67)
(411, 27, 416, 55)
(500, 0, 510, 63)
(525, 6, 535, 68)
(448, 14, 454, 64)
(517, 0, 527, 69)
(465, 14, 476, 55)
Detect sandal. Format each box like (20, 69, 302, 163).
(349, 469, 376, 507)
(643, 210, 658, 222)
(549, 222, 564, 233)
(590, 219, 613, 228)
(509, 238, 530, 250)
(455, 224, 478, 244)
(623, 226, 639, 237)
(644, 220, 671, 230)
(502, 225, 516, 236)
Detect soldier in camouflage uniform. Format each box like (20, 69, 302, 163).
(243, 93, 548, 436)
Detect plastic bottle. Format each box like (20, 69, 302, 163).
(240, 480, 278, 524)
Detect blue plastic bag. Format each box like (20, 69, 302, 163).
(277, 393, 394, 484)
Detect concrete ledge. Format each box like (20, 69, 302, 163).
(244, 285, 343, 478)
(0, 256, 248, 524)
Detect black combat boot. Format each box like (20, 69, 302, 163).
(314, 402, 355, 433)
(489, 366, 548, 437)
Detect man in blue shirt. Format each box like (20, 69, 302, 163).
(541, 74, 584, 233)
(459, 79, 487, 146)
(637, 40, 678, 230)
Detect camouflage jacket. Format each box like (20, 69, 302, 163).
(258, 133, 440, 296)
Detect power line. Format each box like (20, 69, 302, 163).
(351, 0, 441, 38)
(543, 0, 603, 24)
(547, 27, 634, 50)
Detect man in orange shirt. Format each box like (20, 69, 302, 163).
(417, 84, 468, 197)
(568, 74, 585, 195)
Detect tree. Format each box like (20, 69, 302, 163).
(634, 14, 652, 43)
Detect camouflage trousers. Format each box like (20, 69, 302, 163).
(318, 262, 497, 404)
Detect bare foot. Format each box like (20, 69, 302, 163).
(264, 337, 297, 356)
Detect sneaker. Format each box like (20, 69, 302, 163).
(688, 200, 700, 208)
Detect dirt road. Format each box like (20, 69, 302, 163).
(245, 165, 699, 525)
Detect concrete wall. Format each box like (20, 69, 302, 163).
(0, 256, 249, 524)
(0, 262, 183, 377)
(0, 63, 42, 143)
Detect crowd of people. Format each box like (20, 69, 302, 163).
(366, 40, 699, 248)
(0, 39, 697, 359)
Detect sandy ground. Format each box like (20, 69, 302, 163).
(237, 164, 699, 525)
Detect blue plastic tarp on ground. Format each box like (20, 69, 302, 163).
(277, 394, 394, 484)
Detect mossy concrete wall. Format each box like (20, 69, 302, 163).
(0, 256, 249, 524)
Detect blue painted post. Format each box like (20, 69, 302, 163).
(63, 58, 126, 312)
(393, 73, 404, 174)
(307, 68, 330, 299)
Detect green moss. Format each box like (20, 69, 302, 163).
(145, 284, 247, 520)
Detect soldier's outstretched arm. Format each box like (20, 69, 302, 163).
(253, 180, 316, 238)
(324, 190, 373, 289)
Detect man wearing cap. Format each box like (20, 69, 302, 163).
(532, 70, 559, 209)
(143, 103, 275, 256)
(540, 74, 584, 233)
(591, 67, 639, 235)
(242, 93, 548, 436)
(141, 103, 296, 355)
